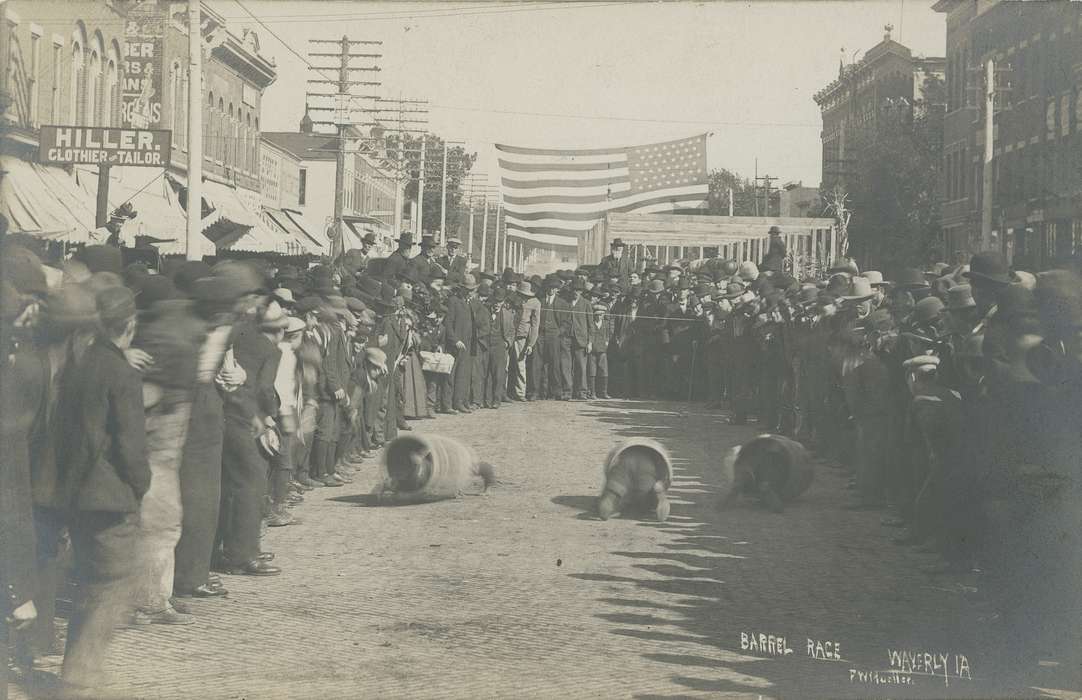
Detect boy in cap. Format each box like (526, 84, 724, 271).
(587, 303, 613, 399)
(56, 286, 148, 690)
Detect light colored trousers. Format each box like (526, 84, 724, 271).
(510, 338, 529, 400)
(136, 401, 192, 612)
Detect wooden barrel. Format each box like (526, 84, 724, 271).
(380, 434, 482, 502)
(603, 438, 673, 490)
(733, 434, 814, 501)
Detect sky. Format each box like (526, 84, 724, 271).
(214, 0, 946, 191)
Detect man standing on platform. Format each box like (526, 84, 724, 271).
(439, 237, 469, 283)
(762, 225, 788, 274)
(380, 233, 414, 283)
(408, 236, 445, 283)
(598, 238, 634, 288)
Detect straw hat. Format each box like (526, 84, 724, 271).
(946, 284, 976, 311)
(259, 301, 290, 331)
(736, 261, 759, 282)
(841, 276, 875, 302)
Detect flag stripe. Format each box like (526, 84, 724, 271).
(505, 198, 707, 236)
(504, 217, 587, 233)
(495, 151, 626, 167)
(501, 174, 632, 190)
(495, 142, 625, 157)
(501, 167, 630, 183)
(503, 185, 708, 216)
(502, 182, 633, 201)
(503, 190, 624, 206)
(497, 158, 626, 173)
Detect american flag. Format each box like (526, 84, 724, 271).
(496, 134, 709, 249)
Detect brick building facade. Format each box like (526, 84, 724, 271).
(814, 28, 945, 190)
(934, 0, 1082, 268)
(0, 0, 300, 255)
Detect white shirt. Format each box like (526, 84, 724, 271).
(274, 342, 300, 413)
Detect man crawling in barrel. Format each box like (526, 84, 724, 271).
(597, 439, 672, 522)
(376, 434, 496, 505)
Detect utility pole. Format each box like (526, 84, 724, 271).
(467, 196, 475, 263)
(440, 141, 448, 243)
(185, 0, 202, 260)
(498, 199, 506, 272)
(981, 58, 995, 251)
(728, 187, 733, 217)
(306, 36, 382, 261)
(416, 134, 425, 236)
(755, 173, 776, 217)
(480, 194, 490, 272)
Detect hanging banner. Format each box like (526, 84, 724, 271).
(121, 0, 165, 128)
(39, 125, 172, 167)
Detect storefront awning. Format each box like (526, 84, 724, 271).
(0, 156, 104, 243)
(72, 166, 216, 258)
(201, 179, 259, 230)
(264, 207, 325, 255)
(342, 214, 393, 251)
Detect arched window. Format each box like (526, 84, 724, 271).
(205, 91, 214, 157)
(70, 33, 84, 124)
(228, 102, 237, 168)
(179, 69, 188, 148)
(252, 115, 258, 175)
(245, 113, 253, 172)
(170, 61, 181, 139)
(86, 33, 102, 126)
(217, 97, 224, 161)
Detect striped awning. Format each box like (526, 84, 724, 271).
(0, 156, 104, 243)
(263, 207, 324, 255)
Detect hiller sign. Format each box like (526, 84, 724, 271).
(38, 125, 171, 167)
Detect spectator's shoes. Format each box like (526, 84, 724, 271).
(174, 584, 228, 598)
(220, 559, 282, 576)
(132, 607, 195, 626)
(320, 475, 345, 487)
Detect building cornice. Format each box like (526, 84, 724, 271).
(210, 30, 276, 89)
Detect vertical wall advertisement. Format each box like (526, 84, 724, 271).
(121, 0, 165, 129)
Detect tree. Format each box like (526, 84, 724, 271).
(380, 131, 477, 237)
(706, 168, 778, 216)
(836, 74, 945, 271)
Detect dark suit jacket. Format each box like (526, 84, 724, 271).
(539, 294, 561, 337)
(380, 250, 411, 282)
(56, 338, 150, 513)
(444, 294, 473, 349)
(230, 321, 283, 420)
(568, 296, 591, 347)
(469, 297, 491, 353)
(325, 324, 352, 399)
(599, 254, 634, 286)
(1, 341, 45, 609)
(588, 316, 613, 351)
(554, 295, 574, 339)
(664, 302, 701, 350)
(496, 306, 517, 348)
(407, 254, 444, 283)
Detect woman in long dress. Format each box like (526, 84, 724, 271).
(400, 309, 432, 419)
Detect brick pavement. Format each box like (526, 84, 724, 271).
(15, 399, 1080, 699)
